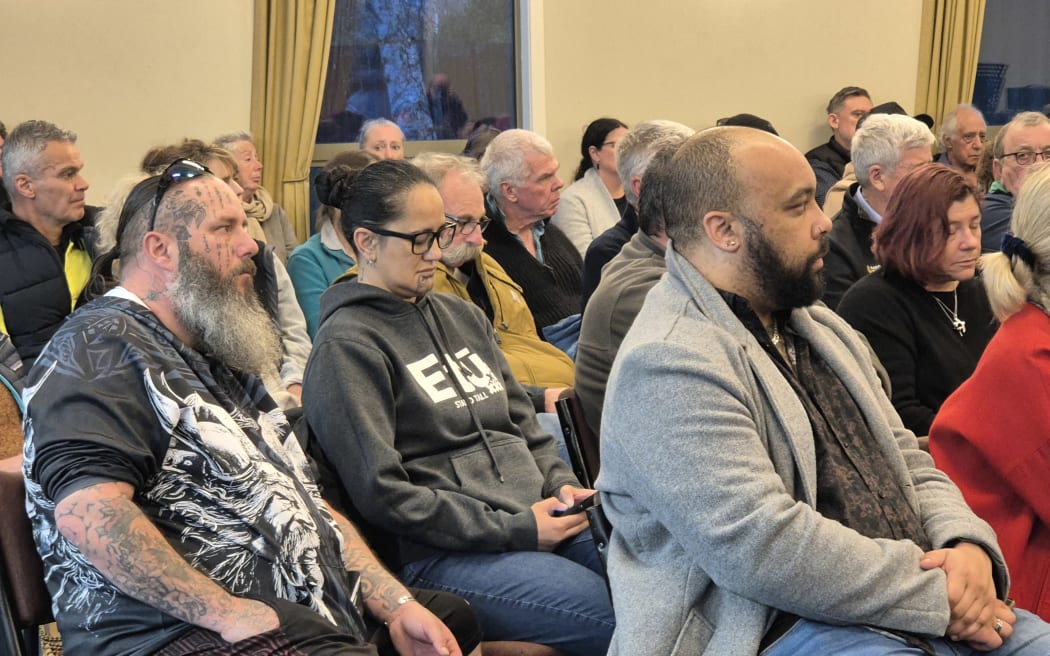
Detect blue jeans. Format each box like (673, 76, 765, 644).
(399, 531, 614, 656)
(762, 609, 1050, 655)
(536, 411, 572, 466)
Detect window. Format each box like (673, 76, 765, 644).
(973, 0, 1050, 125)
(315, 0, 519, 145)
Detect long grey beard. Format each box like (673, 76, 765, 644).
(169, 249, 282, 376)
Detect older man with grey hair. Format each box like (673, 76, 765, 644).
(580, 119, 694, 306)
(480, 129, 582, 337)
(822, 113, 935, 309)
(936, 104, 987, 189)
(981, 111, 1050, 251)
(0, 119, 95, 367)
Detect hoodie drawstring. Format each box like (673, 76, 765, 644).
(414, 301, 506, 483)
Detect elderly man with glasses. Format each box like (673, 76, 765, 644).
(982, 111, 1050, 252)
(412, 152, 574, 420)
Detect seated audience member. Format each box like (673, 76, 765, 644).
(460, 124, 500, 160)
(134, 141, 311, 409)
(600, 125, 1050, 655)
(575, 144, 680, 436)
(937, 104, 988, 189)
(981, 111, 1050, 252)
(0, 120, 95, 369)
(214, 131, 300, 262)
(930, 164, 1050, 622)
(806, 86, 873, 207)
(838, 164, 996, 436)
(0, 119, 8, 210)
(288, 150, 377, 337)
(480, 130, 583, 339)
(551, 118, 629, 256)
(581, 120, 695, 307)
(411, 152, 574, 398)
(24, 163, 481, 656)
(823, 113, 935, 309)
(359, 118, 405, 160)
(302, 160, 614, 655)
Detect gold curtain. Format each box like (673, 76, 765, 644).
(914, 0, 987, 127)
(251, 0, 337, 241)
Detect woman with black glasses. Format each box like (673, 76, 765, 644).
(302, 159, 613, 656)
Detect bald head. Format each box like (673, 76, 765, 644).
(664, 127, 795, 250)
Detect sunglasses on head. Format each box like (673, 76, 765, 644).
(148, 159, 212, 232)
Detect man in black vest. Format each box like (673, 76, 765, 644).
(0, 119, 95, 368)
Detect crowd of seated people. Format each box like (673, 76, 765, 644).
(10, 94, 1050, 655)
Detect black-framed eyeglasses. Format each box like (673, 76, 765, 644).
(1001, 149, 1050, 166)
(366, 222, 457, 254)
(444, 213, 491, 235)
(148, 159, 211, 232)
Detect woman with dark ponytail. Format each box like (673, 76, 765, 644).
(302, 159, 614, 654)
(550, 117, 628, 255)
(286, 150, 376, 336)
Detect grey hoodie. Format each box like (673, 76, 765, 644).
(304, 279, 578, 568)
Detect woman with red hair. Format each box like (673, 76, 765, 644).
(838, 163, 997, 435)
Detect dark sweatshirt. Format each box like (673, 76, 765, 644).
(303, 279, 578, 568)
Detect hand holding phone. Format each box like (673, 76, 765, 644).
(551, 493, 597, 517)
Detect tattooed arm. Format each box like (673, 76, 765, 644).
(55, 481, 279, 643)
(326, 504, 462, 656)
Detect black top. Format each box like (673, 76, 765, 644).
(580, 204, 638, 310)
(483, 196, 583, 330)
(806, 136, 850, 207)
(837, 271, 997, 435)
(822, 184, 877, 310)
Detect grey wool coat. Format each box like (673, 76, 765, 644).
(598, 246, 1008, 656)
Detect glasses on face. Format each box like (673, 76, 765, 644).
(149, 159, 211, 232)
(444, 213, 491, 235)
(367, 222, 457, 255)
(958, 131, 988, 145)
(1001, 149, 1050, 166)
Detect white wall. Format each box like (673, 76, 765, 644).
(0, 0, 254, 205)
(537, 0, 924, 184)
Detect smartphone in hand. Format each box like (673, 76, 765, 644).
(551, 493, 597, 517)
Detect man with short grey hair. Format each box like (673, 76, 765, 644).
(580, 119, 694, 306)
(480, 129, 582, 335)
(981, 111, 1050, 251)
(937, 104, 987, 189)
(822, 113, 935, 308)
(0, 119, 95, 367)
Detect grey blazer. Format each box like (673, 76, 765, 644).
(599, 246, 1007, 656)
(550, 167, 620, 256)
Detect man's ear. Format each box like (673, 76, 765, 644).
(13, 174, 34, 200)
(992, 157, 1004, 184)
(499, 180, 518, 204)
(867, 164, 887, 192)
(630, 176, 642, 204)
(702, 210, 743, 253)
(827, 113, 840, 132)
(140, 231, 178, 274)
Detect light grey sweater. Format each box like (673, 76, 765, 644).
(599, 246, 1007, 656)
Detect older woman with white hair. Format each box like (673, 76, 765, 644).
(359, 118, 405, 160)
(930, 163, 1050, 621)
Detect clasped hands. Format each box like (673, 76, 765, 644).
(920, 542, 1016, 651)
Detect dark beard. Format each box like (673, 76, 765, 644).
(742, 217, 829, 311)
(169, 245, 281, 375)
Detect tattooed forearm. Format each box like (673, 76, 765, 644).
(54, 481, 248, 635)
(328, 505, 412, 621)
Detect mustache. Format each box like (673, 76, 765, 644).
(235, 259, 257, 277)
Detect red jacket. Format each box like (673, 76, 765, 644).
(930, 302, 1050, 620)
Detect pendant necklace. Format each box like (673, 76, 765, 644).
(932, 289, 966, 336)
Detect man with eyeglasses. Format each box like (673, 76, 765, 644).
(412, 153, 574, 418)
(0, 119, 95, 370)
(936, 104, 987, 190)
(23, 163, 482, 655)
(982, 111, 1050, 252)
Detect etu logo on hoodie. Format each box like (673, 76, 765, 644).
(407, 347, 505, 404)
